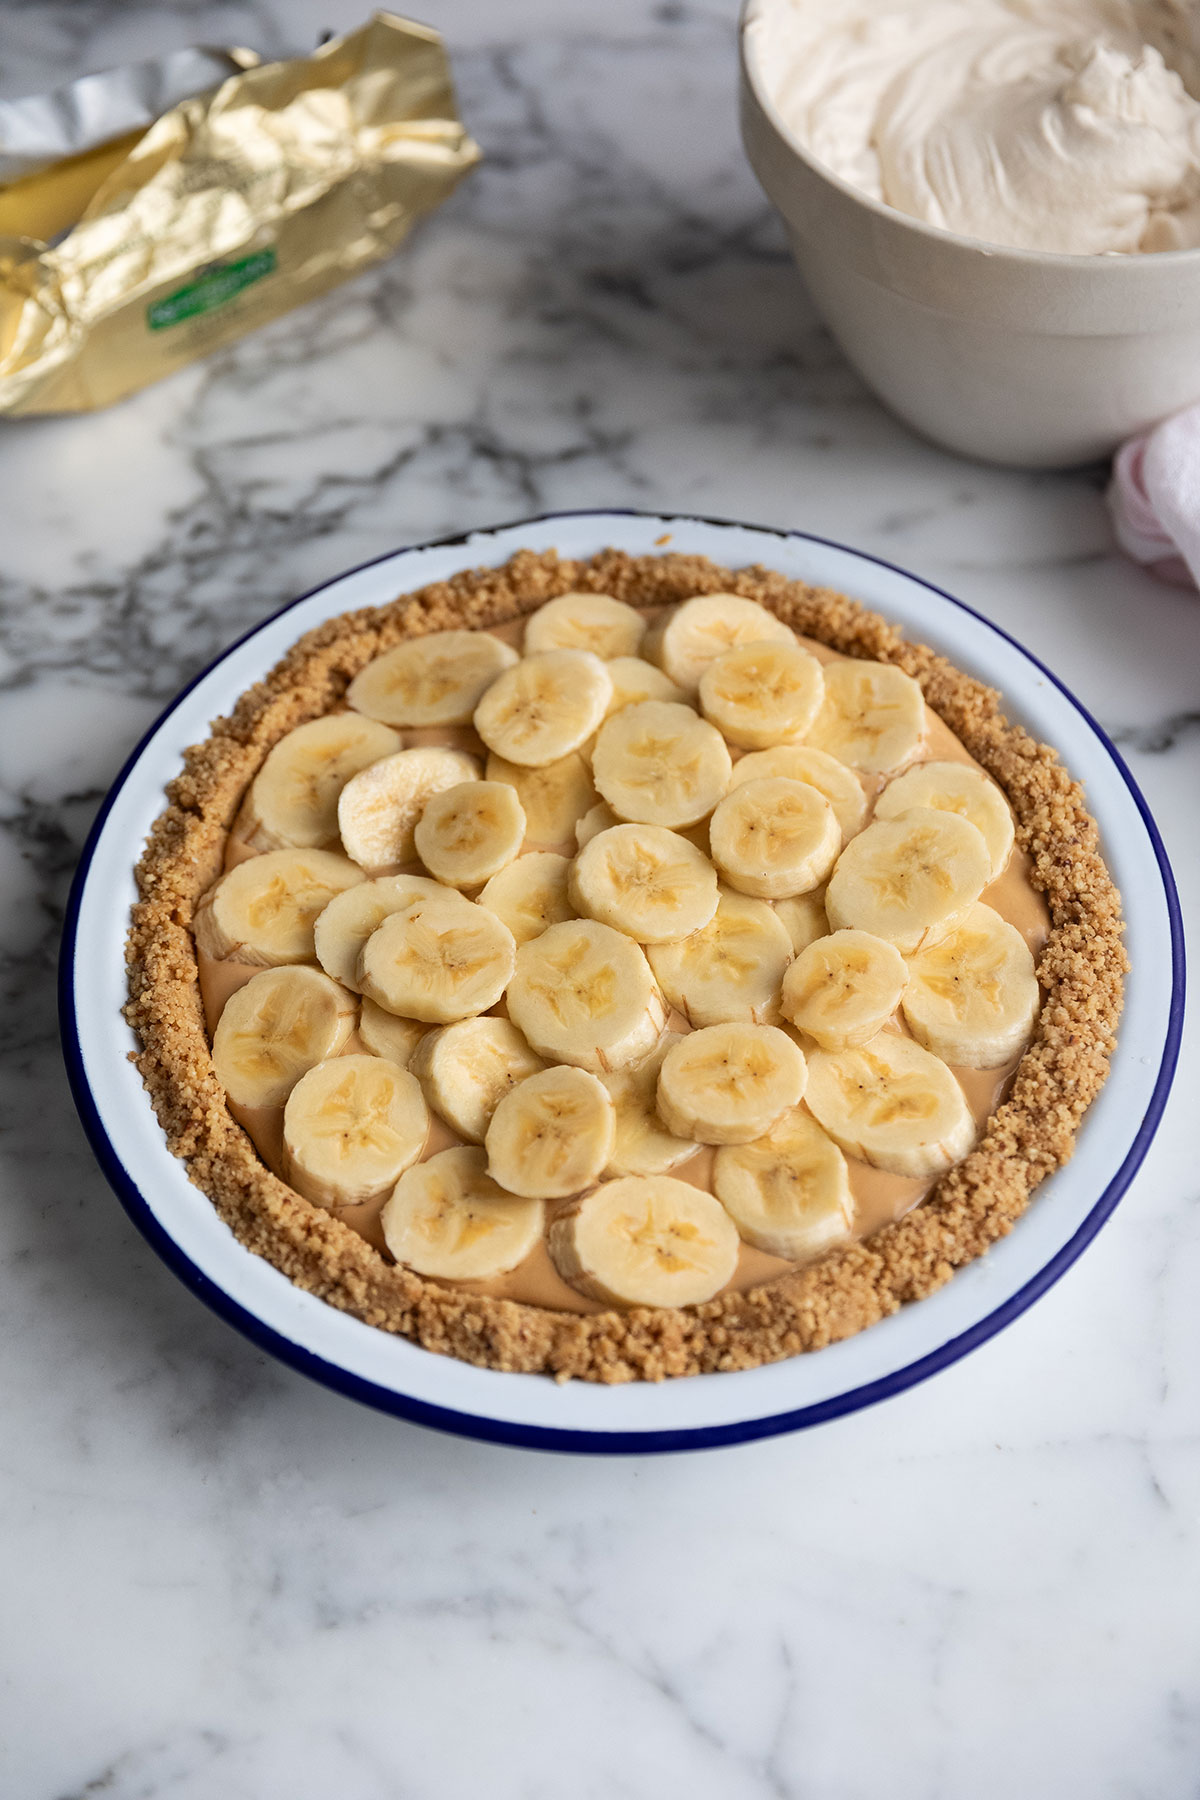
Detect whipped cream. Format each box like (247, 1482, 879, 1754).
(749, 0, 1200, 254)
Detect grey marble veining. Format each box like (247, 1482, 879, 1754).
(1, 2, 1198, 1797)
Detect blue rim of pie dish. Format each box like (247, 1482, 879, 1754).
(59, 509, 1185, 1456)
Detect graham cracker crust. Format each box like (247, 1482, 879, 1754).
(123, 549, 1126, 1383)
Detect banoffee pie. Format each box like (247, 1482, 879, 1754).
(126, 550, 1125, 1382)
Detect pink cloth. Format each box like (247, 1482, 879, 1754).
(1107, 406, 1200, 589)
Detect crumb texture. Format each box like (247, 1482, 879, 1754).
(125, 549, 1126, 1383)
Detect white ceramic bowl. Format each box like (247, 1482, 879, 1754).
(61, 510, 1182, 1453)
(739, 2, 1200, 469)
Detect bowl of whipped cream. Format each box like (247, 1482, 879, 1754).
(740, 0, 1200, 466)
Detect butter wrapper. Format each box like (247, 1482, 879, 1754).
(0, 13, 481, 414)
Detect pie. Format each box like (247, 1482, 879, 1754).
(125, 549, 1125, 1382)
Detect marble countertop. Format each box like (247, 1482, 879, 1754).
(2, 1, 1198, 1794)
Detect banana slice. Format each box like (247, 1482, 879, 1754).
(347, 629, 518, 727)
(657, 1022, 807, 1145)
(805, 1032, 976, 1178)
(729, 745, 867, 841)
(781, 929, 909, 1050)
(903, 902, 1039, 1067)
(576, 799, 711, 856)
(486, 750, 597, 846)
(414, 780, 526, 889)
(648, 594, 795, 692)
(485, 1065, 616, 1198)
(807, 659, 927, 774)
(570, 823, 719, 943)
(314, 873, 444, 990)
(709, 777, 840, 900)
(357, 998, 427, 1068)
(773, 890, 829, 955)
(282, 1054, 429, 1208)
(337, 747, 481, 872)
(577, 800, 713, 857)
(506, 919, 667, 1073)
(647, 885, 793, 1026)
(382, 1145, 543, 1279)
(874, 761, 1015, 882)
(592, 700, 732, 829)
(698, 640, 825, 750)
(825, 806, 991, 953)
(549, 1176, 740, 1307)
(474, 649, 613, 767)
(478, 850, 574, 945)
(358, 891, 516, 1024)
(601, 1032, 697, 1177)
(234, 715, 402, 853)
(212, 966, 357, 1108)
(604, 657, 686, 715)
(194, 849, 364, 966)
(713, 1108, 853, 1262)
(523, 592, 646, 660)
(410, 1015, 545, 1142)
(575, 801, 619, 849)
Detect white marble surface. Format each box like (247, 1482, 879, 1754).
(1, 2, 1198, 1795)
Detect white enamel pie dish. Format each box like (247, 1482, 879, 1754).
(60, 511, 1183, 1454)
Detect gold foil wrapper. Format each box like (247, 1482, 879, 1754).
(0, 13, 481, 414)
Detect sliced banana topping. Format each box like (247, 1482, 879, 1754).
(713, 1108, 853, 1262)
(234, 714, 402, 853)
(382, 1145, 544, 1280)
(347, 629, 518, 727)
(698, 639, 825, 750)
(357, 998, 427, 1068)
(410, 1015, 545, 1142)
(773, 890, 829, 955)
(204, 592, 1044, 1304)
(337, 747, 481, 872)
(570, 822, 719, 944)
(781, 929, 909, 1051)
(601, 1032, 697, 1178)
(474, 649, 613, 767)
(506, 919, 667, 1073)
(314, 873, 444, 990)
(604, 656, 686, 715)
(649, 593, 795, 692)
(647, 885, 793, 1026)
(414, 780, 526, 889)
(523, 591, 646, 660)
(478, 850, 575, 945)
(807, 659, 927, 774)
(282, 1054, 429, 1208)
(903, 902, 1039, 1068)
(486, 1065, 615, 1199)
(592, 699, 732, 829)
(825, 805, 992, 953)
(728, 744, 867, 841)
(212, 966, 357, 1109)
(874, 760, 1015, 883)
(485, 750, 597, 846)
(358, 891, 516, 1024)
(709, 777, 840, 901)
(195, 849, 364, 966)
(805, 1032, 976, 1179)
(657, 1021, 807, 1146)
(548, 1176, 740, 1308)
